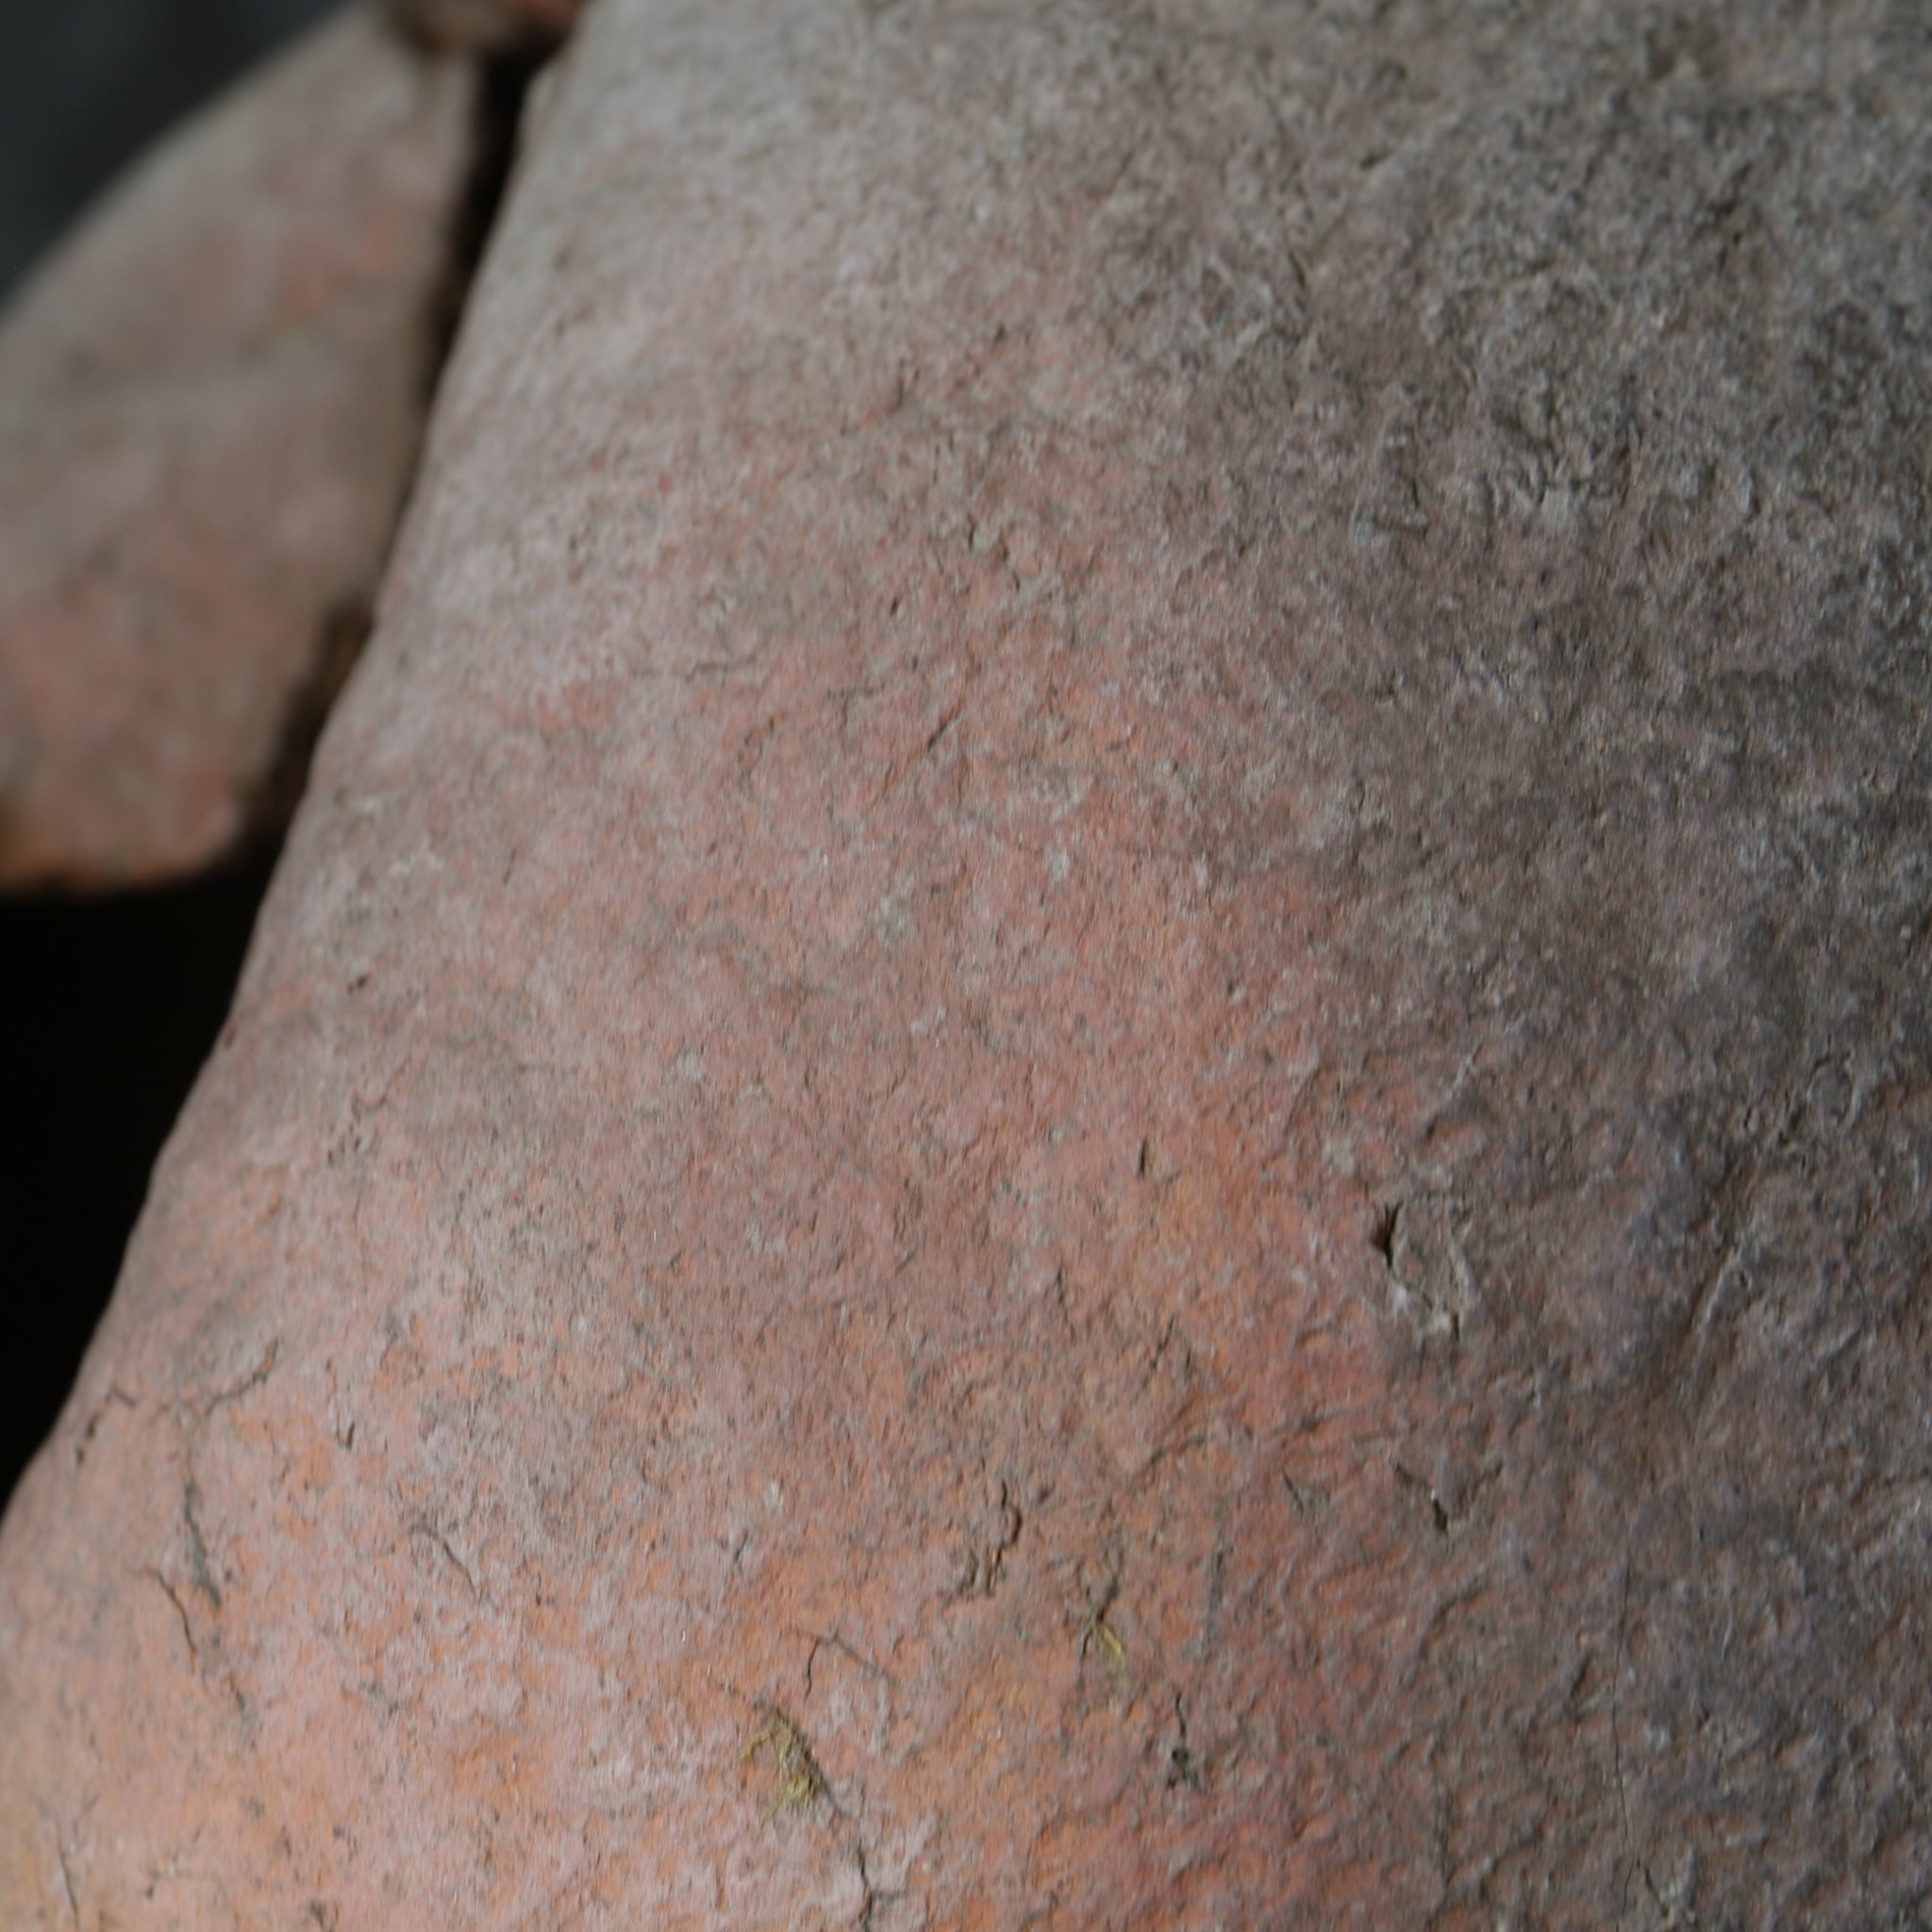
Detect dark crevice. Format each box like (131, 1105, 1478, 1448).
(248, 591, 375, 834)
(255, 24, 554, 817)
(0, 849, 279, 1510)
(0, 28, 564, 1518)
(423, 37, 559, 396)
(257, 31, 557, 823)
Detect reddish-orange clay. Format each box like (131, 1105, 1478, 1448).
(0, 1, 1926, 1925)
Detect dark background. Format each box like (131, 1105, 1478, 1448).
(0, 0, 341, 297)
(0, 0, 339, 1509)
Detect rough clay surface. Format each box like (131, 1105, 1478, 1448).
(0, 7, 474, 890)
(3, 0, 1930, 1924)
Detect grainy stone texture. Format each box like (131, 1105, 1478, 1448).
(0, 6, 474, 890)
(3, 0, 1930, 1924)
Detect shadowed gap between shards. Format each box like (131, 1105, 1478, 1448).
(0, 39, 549, 1515)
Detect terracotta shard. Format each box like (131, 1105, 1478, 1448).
(1, 0, 1927, 1924)
(0, 7, 475, 890)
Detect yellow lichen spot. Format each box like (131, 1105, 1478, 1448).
(1079, 1600, 1131, 1692)
(740, 1708, 826, 1822)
